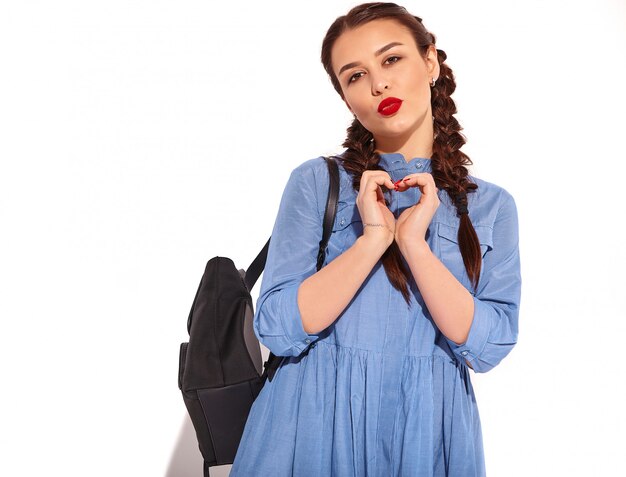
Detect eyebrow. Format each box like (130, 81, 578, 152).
(338, 42, 404, 77)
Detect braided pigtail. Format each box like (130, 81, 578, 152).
(341, 118, 413, 305)
(429, 46, 482, 291)
(340, 118, 377, 188)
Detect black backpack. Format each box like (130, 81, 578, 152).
(178, 156, 340, 476)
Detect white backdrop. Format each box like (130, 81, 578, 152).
(1, 1, 624, 476)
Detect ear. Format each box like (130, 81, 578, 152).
(426, 44, 440, 81)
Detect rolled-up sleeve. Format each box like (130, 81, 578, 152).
(253, 160, 326, 357)
(446, 190, 522, 373)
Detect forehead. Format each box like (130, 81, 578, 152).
(331, 19, 417, 74)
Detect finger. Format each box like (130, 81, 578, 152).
(367, 170, 395, 190)
(401, 173, 438, 194)
(360, 170, 395, 192)
(393, 178, 409, 192)
(376, 186, 385, 203)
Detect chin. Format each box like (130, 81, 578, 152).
(374, 122, 414, 138)
(382, 113, 427, 135)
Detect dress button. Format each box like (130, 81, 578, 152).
(461, 350, 468, 356)
(340, 218, 345, 226)
(415, 162, 422, 168)
(305, 339, 311, 344)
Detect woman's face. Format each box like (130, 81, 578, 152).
(331, 18, 439, 146)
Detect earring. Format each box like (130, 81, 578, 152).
(430, 77, 437, 87)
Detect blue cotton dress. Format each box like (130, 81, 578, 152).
(230, 152, 522, 477)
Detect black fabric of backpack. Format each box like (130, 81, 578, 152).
(178, 156, 340, 476)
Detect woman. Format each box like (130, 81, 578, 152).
(231, 2, 521, 476)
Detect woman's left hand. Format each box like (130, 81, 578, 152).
(393, 173, 440, 252)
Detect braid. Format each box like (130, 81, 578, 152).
(430, 49, 482, 291)
(340, 118, 413, 306)
(340, 118, 378, 189)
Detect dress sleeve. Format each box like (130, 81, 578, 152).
(253, 160, 326, 357)
(445, 189, 522, 373)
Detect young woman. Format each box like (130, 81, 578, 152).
(231, 3, 521, 476)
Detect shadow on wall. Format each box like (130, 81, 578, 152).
(165, 413, 232, 477)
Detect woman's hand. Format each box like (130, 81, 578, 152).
(356, 170, 396, 248)
(393, 173, 440, 254)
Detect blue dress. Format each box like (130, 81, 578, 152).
(230, 152, 522, 476)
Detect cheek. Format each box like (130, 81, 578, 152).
(414, 86, 431, 105)
(399, 63, 428, 93)
(346, 102, 369, 121)
(344, 85, 372, 116)
(408, 73, 431, 101)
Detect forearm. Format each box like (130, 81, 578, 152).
(400, 240, 474, 345)
(298, 235, 389, 334)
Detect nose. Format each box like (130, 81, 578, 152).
(371, 74, 390, 96)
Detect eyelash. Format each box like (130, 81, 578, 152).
(348, 56, 401, 84)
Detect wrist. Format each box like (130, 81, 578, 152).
(356, 233, 391, 257)
(362, 223, 394, 246)
(398, 239, 431, 260)
(363, 222, 395, 235)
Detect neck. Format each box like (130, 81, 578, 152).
(373, 114, 434, 161)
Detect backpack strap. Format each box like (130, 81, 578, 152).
(244, 155, 340, 291)
(252, 155, 341, 383)
(244, 237, 270, 293)
(317, 156, 340, 270)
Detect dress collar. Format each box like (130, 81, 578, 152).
(377, 152, 432, 172)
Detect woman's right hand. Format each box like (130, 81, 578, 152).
(356, 170, 396, 248)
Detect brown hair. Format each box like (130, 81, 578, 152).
(321, 2, 481, 305)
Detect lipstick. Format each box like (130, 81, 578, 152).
(378, 97, 403, 116)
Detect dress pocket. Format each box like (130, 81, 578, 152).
(332, 204, 363, 252)
(436, 222, 493, 287)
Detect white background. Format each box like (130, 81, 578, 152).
(1, 1, 624, 476)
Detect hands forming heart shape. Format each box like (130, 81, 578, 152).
(356, 170, 440, 253)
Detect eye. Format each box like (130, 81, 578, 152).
(385, 55, 401, 65)
(348, 71, 365, 84)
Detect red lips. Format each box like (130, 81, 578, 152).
(378, 97, 403, 116)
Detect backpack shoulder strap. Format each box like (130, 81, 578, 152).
(244, 237, 270, 292)
(244, 155, 340, 291)
(316, 155, 340, 271)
